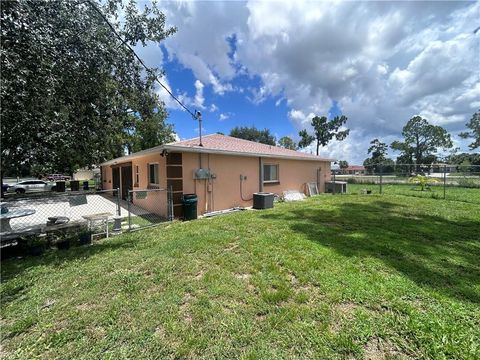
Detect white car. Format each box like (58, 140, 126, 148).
(7, 180, 56, 194)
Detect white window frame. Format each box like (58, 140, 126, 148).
(148, 163, 159, 186)
(263, 164, 279, 183)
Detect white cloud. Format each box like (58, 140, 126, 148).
(139, 0, 478, 162)
(219, 113, 229, 121)
(194, 80, 205, 110)
(209, 104, 219, 112)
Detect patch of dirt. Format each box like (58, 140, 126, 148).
(0, 344, 10, 359)
(235, 273, 251, 280)
(86, 325, 107, 341)
(335, 302, 360, 315)
(224, 243, 240, 252)
(194, 270, 205, 280)
(154, 325, 166, 339)
(180, 293, 193, 324)
(287, 272, 298, 285)
(76, 303, 97, 311)
(41, 299, 56, 310)
(364, 337, 409, 359)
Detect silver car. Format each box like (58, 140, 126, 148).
(7, 180, 56, 194)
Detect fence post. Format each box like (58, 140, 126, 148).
(443, 164, 447, 200)
(379, 164, 383, 195)
(116, 188, 121, 216)
(127, 191, 132, 231)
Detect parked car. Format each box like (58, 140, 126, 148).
(46, 174, 70, 181)
(2, 183, 9, 193)
(7, 180, 56, 194)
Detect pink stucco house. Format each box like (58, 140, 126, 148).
(100, 134, 333, 217)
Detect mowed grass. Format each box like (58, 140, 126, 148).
(1, 194, 480, 359)
(348, 183, 480, 204)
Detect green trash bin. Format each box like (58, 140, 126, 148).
(182, 193, 198, 220)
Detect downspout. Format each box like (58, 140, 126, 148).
(259, 157, 264, 192)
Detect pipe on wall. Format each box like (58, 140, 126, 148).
(258, 157, 264, 192)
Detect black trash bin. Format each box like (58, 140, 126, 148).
(182, 193, 198, 220)
(70, 180, 80, 191)
(83, 181, 89, 191)
(55, 181, 66, 192)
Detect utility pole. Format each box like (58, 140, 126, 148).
(195, 111, 203, 147)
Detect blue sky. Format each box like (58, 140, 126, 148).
(136, 1, 479, 164)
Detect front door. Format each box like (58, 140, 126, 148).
(121, 165, 133, 200)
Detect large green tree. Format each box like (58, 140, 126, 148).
(229, 126, 276, 146)
(1, 0, 176, 178)
(278, 136, 297, 150)
(363, 138, 395, 174)
(391, 116, 452, 171)
(460, 110, 480, 150)
(298, 115, 349, 155)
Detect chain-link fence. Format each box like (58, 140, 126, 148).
(1, 187, 173, 254)
(127, 187, 174, 231)
(332, 164, 480, 203)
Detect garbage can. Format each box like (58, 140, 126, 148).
(70, 180, 80, 191)
(182, 193, 198, 220)
(55, 181, 66, 192)
(83, 181, 89, 191)
(253, 192, 274, 209)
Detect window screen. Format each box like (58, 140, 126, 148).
(149, 163, 159, 185)
(263, 164, 279, 182)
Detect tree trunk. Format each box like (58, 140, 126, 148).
(316, 139, 320, 156)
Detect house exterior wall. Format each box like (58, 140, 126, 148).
(102, 153, 169, 218)
(103, 151, 331, 217)
(182, 152, 260, 214)
(182, 152, 331, 215)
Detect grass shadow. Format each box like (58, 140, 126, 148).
(260, 198, 480, 304)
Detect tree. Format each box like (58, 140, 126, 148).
(338, 160, 349, 171)
(229, 126, 276, 146)
(1, 0, 176, 179)
(278, 136, 297, 150)
(460, 110, 480, 150)
(391, 116, 452, 171)
(298, 115, 350, 155)
(363, 138, 394, 174)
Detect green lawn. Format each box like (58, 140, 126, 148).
(1, 194, 479, 359)
(348, 183, 480, 204)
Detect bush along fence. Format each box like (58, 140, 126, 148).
(0, 187, 174, 257)
(331, 163, 480, 203)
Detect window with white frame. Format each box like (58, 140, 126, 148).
(263, 164, 279, 183)
(148, 163, 159, 186)
(135, 165, 139, 185)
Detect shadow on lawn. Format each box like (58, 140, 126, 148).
(260, 199, 480, 304)
(1, 236, 137, 304)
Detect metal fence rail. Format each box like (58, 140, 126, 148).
(332, 164, 480, 203)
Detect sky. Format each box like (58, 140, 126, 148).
(134, 0, 479, 164)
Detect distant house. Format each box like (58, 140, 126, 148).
(342, 165, 366, 175)
(100, 134, 334, 217)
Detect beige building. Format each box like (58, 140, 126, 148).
(100, 134, 333, 217)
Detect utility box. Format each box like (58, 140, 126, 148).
(253, 192, 274, 209)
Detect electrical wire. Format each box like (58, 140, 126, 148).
(85, 0, 199, 119)
(240, 177, 253, 201)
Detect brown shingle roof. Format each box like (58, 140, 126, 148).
(100, 133, 333, 166)
(167, 134, 333, 161)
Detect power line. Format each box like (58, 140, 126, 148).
(85, 0, 199, 119)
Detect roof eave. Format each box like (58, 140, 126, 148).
(164, 144, 335, 162)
